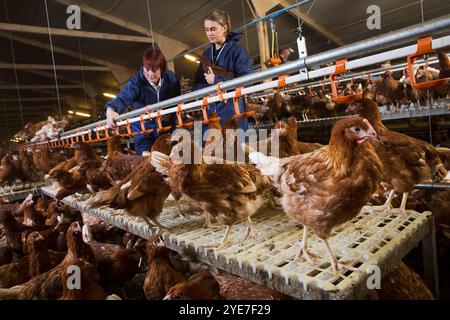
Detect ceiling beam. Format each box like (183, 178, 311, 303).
(331, 0, 428, 33)
(53, 0, 152, 36)
(52, 0, 191, 60)
(16, 69, 100, 98)
(0, 63, 109, 72)
(159, 0, 233, 37)
(0, 31, 110, 67)
(251, 0, 282, 16)
(0, 84, 82, 89)
(0, 31, 134, 86)
(1, 109, 56, 115)
(1, 97, 63, 102)
(279, 0, 346, 46)
(0, 23, 153, 43)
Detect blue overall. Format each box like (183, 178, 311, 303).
(105, 68, 180, 155)
(192, 32, 253, 136)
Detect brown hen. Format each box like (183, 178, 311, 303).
(250, 117, 383, 274)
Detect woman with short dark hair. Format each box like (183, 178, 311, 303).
(105, 48, 180, 155)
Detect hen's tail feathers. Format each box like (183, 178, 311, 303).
(249, 152, 282, 180)
(82, 224, 93, 243)
(88, 186, 118, 208)
(151, 151, 170, 176)
(0, 286, 22, 299)
(437, 51, 450, 69)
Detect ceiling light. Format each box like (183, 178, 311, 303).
(103, 92, 117, 99)
(75, 112, 91, 117)
(184, 54, 199, 63)
(68, 110, 74, 114)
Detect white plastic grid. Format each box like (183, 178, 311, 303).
(0, 181, 48, 198)
(39, 185, 433, 300)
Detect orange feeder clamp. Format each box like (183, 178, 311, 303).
(201, 97, 221, 125)
(155, 109, 172, 132)
(330, 59, 362, 104)
(139, 107, 155, 134)
(176, 104, 193, 129)
(407, 35, 449, 91)
(233, 86, 255, 119)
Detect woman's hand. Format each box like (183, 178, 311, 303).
(204, 67, 215, 85)
(106, 108, 119, 129)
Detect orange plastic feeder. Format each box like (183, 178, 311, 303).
(176, 104, 193, 129)
(233, 86, 255, 119)
(407, 36, 449, 90)
(330, 59, 362, 104)
(155, 109, 172, 133)
(201, 96, 221, 125)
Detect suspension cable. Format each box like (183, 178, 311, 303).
(43, 0, 62, 118)
(3, 0, 24, 127)
(78, 39, 89, 109)
(146, 0, 155, 49)
(241, 0, 250, 52)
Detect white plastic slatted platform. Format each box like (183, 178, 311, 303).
(39, 185, 436, 300)
(0, 181, 49, 201)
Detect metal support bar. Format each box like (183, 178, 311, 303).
(422, 216, 440, 298)
(413, 183, 450, 190)
(251, 55, 447, 99)
(23, 15, 450, 146)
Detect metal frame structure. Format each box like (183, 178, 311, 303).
(20, 15, 450, 148)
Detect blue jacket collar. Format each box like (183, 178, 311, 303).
(227, 32, 243, 42)
(208, 32, 243, 63)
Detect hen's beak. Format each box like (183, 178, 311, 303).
(162, 293, 172, 300)
(361, 119, 379, 142)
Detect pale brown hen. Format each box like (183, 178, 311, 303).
(347, 98, 448, 213)
(250, 117, 383, 274)
(143, 235, 185, 300)
(152, 141, 273, 248)
(103, 135, 147, 184)
(90, 134, 174, 232)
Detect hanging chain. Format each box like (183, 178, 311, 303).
(44, 0, 62, 118)
(78, 39, 89, 109)
(241, 0, 250, 52)
(0, 89, 11, 139)
(297, 0, 317, 30)
(146, 0, 155, 49)
(3, 0, 24, 127)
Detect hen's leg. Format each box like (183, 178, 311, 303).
(175, 201, 185, 218)
(148, 217, 171, 234)
(205, 225, 232, 249)
(241, 216, 256, 242)
(293, 226, 316, 265)
(392, 192, 409, 216)
(322, 238, 361, 275)
(266, 192, 276, 208)
(372, 189, 395, 212)
(203, 212, 219, 228)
